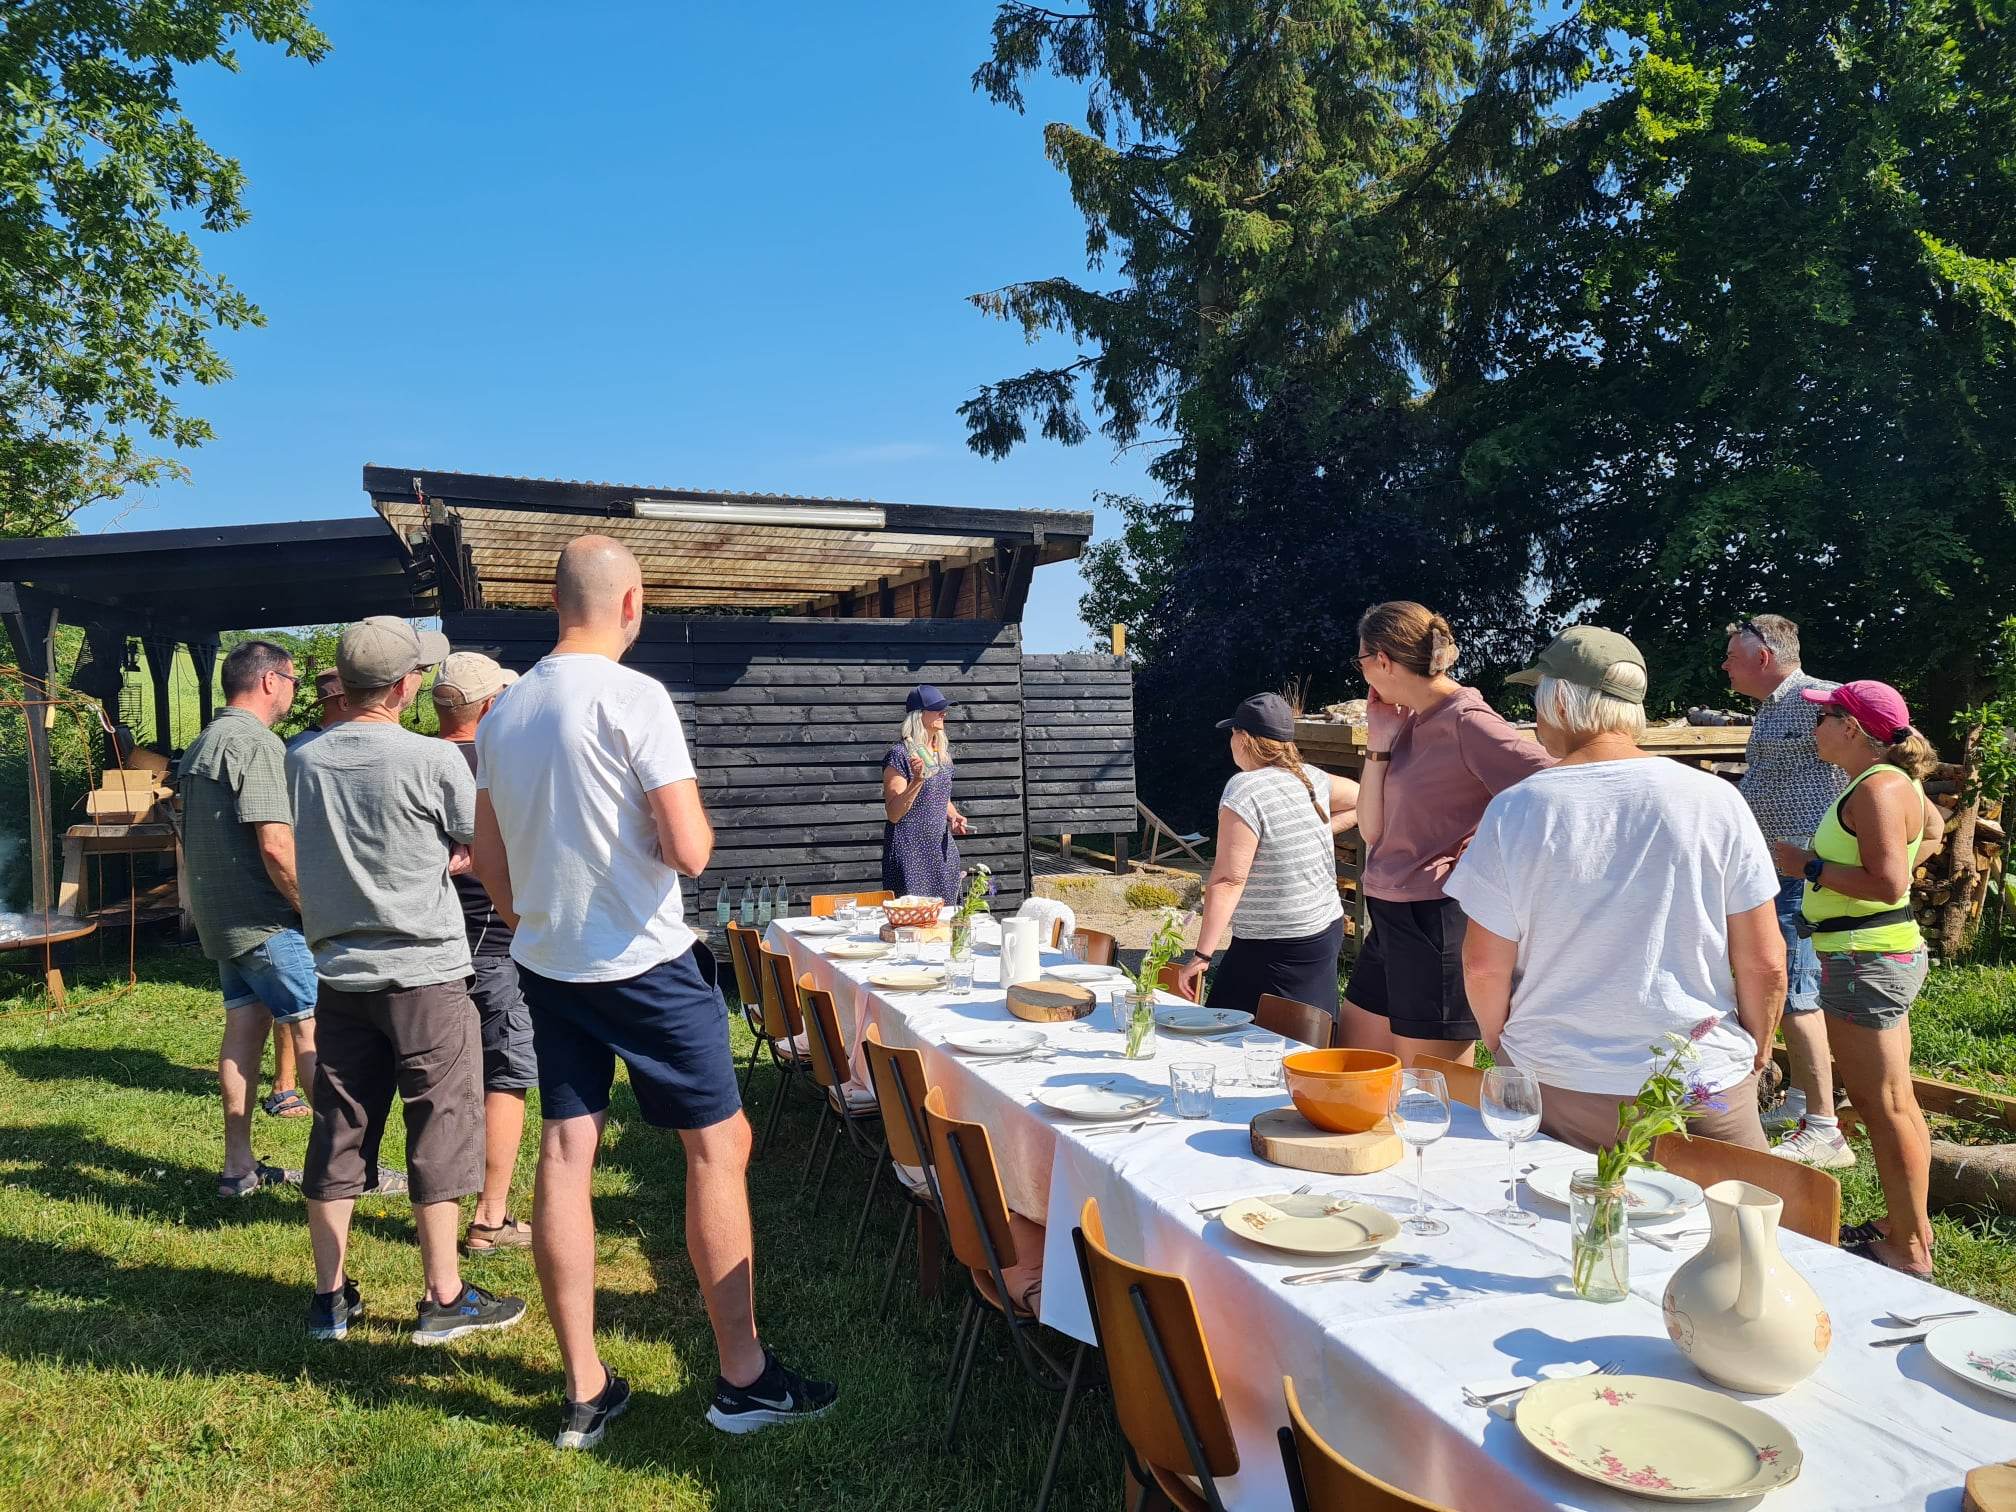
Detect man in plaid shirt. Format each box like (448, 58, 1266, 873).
(1722, 614, 1852, 1169)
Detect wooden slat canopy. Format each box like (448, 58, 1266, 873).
(366, 464, 1092, 618)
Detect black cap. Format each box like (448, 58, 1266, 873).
(1216, 693, 1296, 741)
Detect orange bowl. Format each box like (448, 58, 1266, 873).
(1282, 1048, 1402, 1134)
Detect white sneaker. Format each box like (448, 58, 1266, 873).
(1762, 1092, 1807, 1134)
(1772, 1121, 1856, 1170)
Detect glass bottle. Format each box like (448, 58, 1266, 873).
(756, 877, 773, 928)
(738, 880, 755, 926)
(715, 885, 731, 930)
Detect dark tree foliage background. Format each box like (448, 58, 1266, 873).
(969, 0, 2016, 826)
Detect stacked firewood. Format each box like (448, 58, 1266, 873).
(1916, 736, 2007, 957)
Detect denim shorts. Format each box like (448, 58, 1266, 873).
(218, 928, 319, 1023)
(1773, 875, 1822, 1014)
(1818, 949, 1927, 1031)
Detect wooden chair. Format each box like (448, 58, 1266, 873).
(926, 1087, 1088, 1512)
(1410, 1053, 1482, 1111)
(797, 975, 882, 1208)
(1157, 963, 1198, 1002)
(858, 1023, 947, 1310)
(1651, 1131, 1841, 1245)
(1075, 927, 1118, 966)
(1279, 1375, 1450, 1511)
(1256, 994, 1334, 1049)
(811, 889, 893, 916)
(1074, 1196, 1238, 1511)
(722, 922, 768, 1097)
(753, 943, 815, 1158)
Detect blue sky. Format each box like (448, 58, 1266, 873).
(98, 3, 1155, 651)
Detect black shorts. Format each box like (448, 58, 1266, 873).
(517, 942, 741, 1130)
(1205, 916, 1344, 1017)
(470, 953, 537, 1093)
(1343, 896, 1479, 1041)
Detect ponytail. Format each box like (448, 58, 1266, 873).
(1359, 601, 1460, 678)
(1242, 732, 1326, 822)
(1877, 726, 1939, 781)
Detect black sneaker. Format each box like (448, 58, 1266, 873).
(704, 1348, 837, 1434)
(411, 1284, 527, 1347)
(554, 1368, 632, 1450)
(307, 1277, 362, 1341)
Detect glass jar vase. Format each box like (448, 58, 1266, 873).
(1122, 987, 1158, 1060)
(1569, 1171, 1631, 1303)
(950, 917, 973, 961)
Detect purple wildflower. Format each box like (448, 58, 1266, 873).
(1683, 1081, 1729, 1113)
(1688, 1016, 1719, 1043)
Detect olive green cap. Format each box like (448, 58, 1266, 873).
(1505, 626, 1647, 704)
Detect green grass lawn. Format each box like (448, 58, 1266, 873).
(0, 948, 1123, 1510)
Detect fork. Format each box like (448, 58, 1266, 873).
(1634, 1224, 1709, 1252)
(1196, 1182, 1312, 1218)
(1462, 1361, 1623, 1407)
(1883, 1308, 1976, 1328)
(1080, 1116, 1173, 1138)
(1280, 1257, 1427, 1287)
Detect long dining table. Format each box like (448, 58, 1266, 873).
(768, 915, 2016, 1511)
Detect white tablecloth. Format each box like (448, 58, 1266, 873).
(767, 918, 2015, 1510)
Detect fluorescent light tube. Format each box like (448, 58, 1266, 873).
(631, 499, 886, 529)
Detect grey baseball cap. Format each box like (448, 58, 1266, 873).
(1505, 625, 1647, 704)
(337, 616, 451, 689)
(431, 651, 515, 709)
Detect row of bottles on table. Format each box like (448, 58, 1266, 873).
(714, 877, 793, 929)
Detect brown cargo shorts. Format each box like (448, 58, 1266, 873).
(304, 979, 484, 1204)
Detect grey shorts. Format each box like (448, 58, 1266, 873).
(470, 954, 537, 1093)
(1817, 949, 1928, 1030)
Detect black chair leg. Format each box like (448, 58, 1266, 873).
(1033, 1340, 1089, 1512)
(809, 1114, 844, 1212)
(945, 1293, 977, 1391)
(848, 1146, 889, 1262)
(739, 1039, 762, 1099)
(945, 1298, 989, 1447)
(877, 1201, 916, 1317)
(758, 1063, 792, 1159)
(798, 1105, 831, 1195)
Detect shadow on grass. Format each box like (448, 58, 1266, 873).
(0, 1044, 217, 1098)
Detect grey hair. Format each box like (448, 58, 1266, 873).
(1728, 613, 1802, 670)
(1536, 669, 1649, 740)
(899, 709, 952, 765)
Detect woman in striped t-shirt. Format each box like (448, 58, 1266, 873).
(1169, 694, 1359, 1017)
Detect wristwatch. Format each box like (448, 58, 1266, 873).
(1365, 751, 1393, 762)
(1182, 949, 1215, 968)
(1802, 854, 1825, 885)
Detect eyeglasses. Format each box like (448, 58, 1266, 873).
(1725, 619, 1767, 643)
(273, 670, 301, 689)
(1816, 705, 1851, 722)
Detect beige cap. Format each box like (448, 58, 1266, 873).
(1505, 625, 1648, 704)
(312, 669, 345, 704)
(432, 651, 515, 709)
(337, 616, 451, 689)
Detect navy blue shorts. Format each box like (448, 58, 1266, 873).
(517, 943, 742, 1130)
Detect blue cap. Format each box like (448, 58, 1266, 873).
(906, 684, 952, 713)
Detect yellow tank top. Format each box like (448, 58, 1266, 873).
(1801, 763, 1923, 954)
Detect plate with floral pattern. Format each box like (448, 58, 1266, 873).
(1924, 1313, 2016, 1401)
(1515, 1375, 1802, 1501)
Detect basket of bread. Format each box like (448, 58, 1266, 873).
(880, 895, 945, 930)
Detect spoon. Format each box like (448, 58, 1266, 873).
(1883, 1308, 1976, 1328)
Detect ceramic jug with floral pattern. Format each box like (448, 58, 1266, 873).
(1663, 1179, 1829, 1394)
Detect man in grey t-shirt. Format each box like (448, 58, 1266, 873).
(288, 616, 524, 1347)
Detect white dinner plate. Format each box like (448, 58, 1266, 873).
(1924, 1313, 2016, 1401)
(1153, 1006, 1254, 1035)
(1035, 1084, 1165, 1121)
(1044, 963, 1126, 983)
(946, 1028, 1046, 1057)
(867, 965, 949, 992)
(1217, 1195, 1398, 1257)
(1516, 1375, 1802, 1501)
(793, 917, 853, 936)
(824, 939, 889, 961)
(1524, 1164, 1704, 1221)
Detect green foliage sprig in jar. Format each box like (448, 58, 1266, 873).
(949, 864, 994, 959)
(1122, 910, 1191, 1059)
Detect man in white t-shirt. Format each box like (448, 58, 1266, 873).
(1445, 626, 1787, 1152)
(473, 535, 836, 1451)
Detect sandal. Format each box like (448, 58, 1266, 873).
(261, 1088, 310, 1118)
(1840, 1220, 1886, 1247)
(1844, 1234, 1934, 1279)
(219, 1159, 299, 1198)
(462, 1215, 534, 1255)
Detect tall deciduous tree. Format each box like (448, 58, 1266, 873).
(0, 1, 328, 538)
(1467, 0, 2016, 729)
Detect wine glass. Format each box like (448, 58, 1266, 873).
(1480, 1066, 1543, 1228)
(1390, 1068, 1452, 1237)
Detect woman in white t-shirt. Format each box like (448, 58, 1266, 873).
(1170, 694, 1358, 1017)
(1444, 628, 1783, 1152)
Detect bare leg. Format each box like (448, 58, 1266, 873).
(220, 1005, 273, 1178)
(1336, 998, 1394, 1054)
(307, 1196, 354, 1294)
(413, 1199, 467, 1305)
(474, 1089, 528, 1229)
(286, 1017, 318, 1108)
(1828, 1016, 1933, 1272)
(1394, 1033, 1476, 1069)
(681, 1110, 765, 1387)
(1780, 1011, 1835, 1115)
(534, 1111, 607, 1403)
(272, 1020, 299, 1094)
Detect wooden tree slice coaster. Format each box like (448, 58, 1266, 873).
(1007, 979, 1096, 1023)
(1250, 1107, 1403, 1175)
(879, 922, 953, 944)
(1965, 1462, 2016, 1512)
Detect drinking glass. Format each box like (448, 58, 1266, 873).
(948, 955, 975, 997)
(1063, 931, 1088, 964)
(1480, 1066, 1543, 1227)
(893, 927, 919, 964)
(1390, 1068, 1452, 1237)
(837, 899, 859, 931)
(1170, 1062, 1216, 1119)
(1243, 1038, 1286, 1091)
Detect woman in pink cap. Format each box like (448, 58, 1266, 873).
(1769, 680, 1944, 1275)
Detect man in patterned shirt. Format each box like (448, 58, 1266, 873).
(1722, 614, 1852, 1168)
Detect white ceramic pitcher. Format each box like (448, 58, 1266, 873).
(1662, 1179, 1830, 1394)
(998, 916, 1043, 990)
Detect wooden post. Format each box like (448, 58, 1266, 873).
(1111, 832, 1129, 877)
(143, 633, 178, 752)
(1, 584, 59, 914)
(1112, 623, 1126, 656)
(189, 638, 220, 729)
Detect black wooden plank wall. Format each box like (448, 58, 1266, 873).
(441, 612, 1029, 924)
(1021, 652, 1137, 837)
